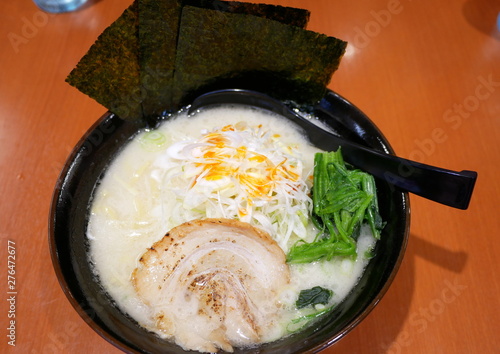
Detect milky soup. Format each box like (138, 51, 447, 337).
(87, 105, 377, 352)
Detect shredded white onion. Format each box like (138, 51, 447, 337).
(152, 122, 312, 252)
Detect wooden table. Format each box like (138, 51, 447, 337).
(1, 0, 498, 353)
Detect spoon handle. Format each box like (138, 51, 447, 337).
(292, 111, 477, 210)
(189, 89, 478, 210)
(323, 138, 477, 210)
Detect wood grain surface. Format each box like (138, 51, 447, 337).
(0, 0, 498, 353)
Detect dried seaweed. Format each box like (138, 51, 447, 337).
(184, 0, 310, 28)
(66, 0, 346, 122)
(66, 1, 142, 121)
(173, 6, 347, 107)
(140, 0, 311, 116)
(138, 0, 182, 118)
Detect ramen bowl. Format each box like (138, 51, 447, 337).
(49, 89, 410, 353)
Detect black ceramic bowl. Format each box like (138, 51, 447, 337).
(49, 89, 410, 353)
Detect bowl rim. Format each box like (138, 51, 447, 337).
(48, 89, 410, 353)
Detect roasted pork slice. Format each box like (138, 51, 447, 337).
(132, 218, 290, 353)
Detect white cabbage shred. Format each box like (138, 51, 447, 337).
(150, 120, 313, 252)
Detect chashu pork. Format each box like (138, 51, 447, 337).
(132, 218, 290, 353)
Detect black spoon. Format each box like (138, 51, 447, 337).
(188, 89, 477, 210)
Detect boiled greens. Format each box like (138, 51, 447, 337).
(287, 149, 384, 264)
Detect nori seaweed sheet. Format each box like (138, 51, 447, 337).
(66, 0, 345, 121)
(140, 0, 311, 116)
(66, 1, 142, 121)
(138, 0, 182, 118)
(184, 0, 310, 28)
(172, 6, 347, 107)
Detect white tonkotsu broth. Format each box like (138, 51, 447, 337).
(87, 106, 376, 348)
